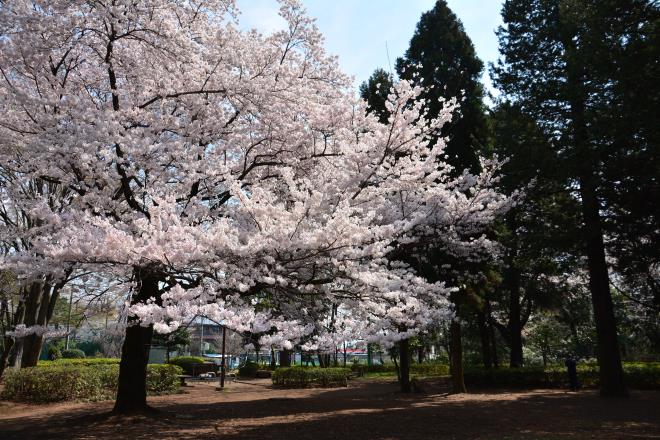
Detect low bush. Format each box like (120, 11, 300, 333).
(349, 361, 658, 390)
(39, 358, 120, 367)
(411, 363, 450, 376)
(47, 345, 62, 360)
(350, 363, 395, 374)
(146, 364, 184, 394)
(61, 349, 86, 359)
(621, 362, 660, 389)
(351, 362, 450, 377)
(463, 362, 660, 389)
(1, 363, 183, 403)
(167, 356, 205, 367)
(238, 361, 260, 378)
(167, 356, 206, 375)
(272, 367, 351, 388)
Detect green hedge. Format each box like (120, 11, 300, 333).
(147, 364, 184, 394)
(39, 358, 120, 367)
(272, 367, 351, 388)
(238, 361, 260, 378)
(351, 361, 659, 390)
(167, 356, 206, 375)
(1, 363, 182, 403)
(463, 362, 660, 389)
(167, 356, 205, 367)
(351, 362, 450, 376)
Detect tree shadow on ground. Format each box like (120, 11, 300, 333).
(1, 380, 659, 440)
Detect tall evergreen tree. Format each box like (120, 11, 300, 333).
(488, 102, 581, 368)
(492, 0, 659, 396)
(359, 68, 394, 124)
(395, 0, 488, 174)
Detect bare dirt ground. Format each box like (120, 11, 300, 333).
(1, 378, 659, 440)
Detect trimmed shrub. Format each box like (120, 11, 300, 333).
(1, 365, 115, 402)
(146, 364, 184, 394)
(272, 367, 351, 388)
(61, 349, 86, 359)
(39, 358, 120, 367)
(351, 362, 450, 377)
(47, 345, 62, 360)
(411, 363, 450, 376)
(167, 356, 205, 367)
(349, 361, 658, 390)
(621, 362, 660, 389)
(238, 361, 260, 378)
(1, 363, 183, 403)
(462, 362, 660, 390)
(167, 356, 205, 375)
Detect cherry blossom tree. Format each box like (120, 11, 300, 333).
(0, 0, 511, 411)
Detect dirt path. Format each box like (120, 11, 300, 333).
(1, 378, 659, 439)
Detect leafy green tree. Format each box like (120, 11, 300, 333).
(395, 0, 488, 174)
(383, 0, 493, 393)
(152, 327, 191, 362)
(492, 0, 658, 396)
(487, 102, 581, 368)
(359, 68, 394, 124)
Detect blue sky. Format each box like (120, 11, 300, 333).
(236, 0, 504, 94)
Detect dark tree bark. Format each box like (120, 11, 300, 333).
(417, 344, 424, 364)
(477, 311, 493, 369)
(19, 272, 69, 368)
(279, 349, 291, 367)
(391, 350, 400, 382)
(20, 280, 48, 368)
(113, 270, 160, 414)
(507, 267, 524, 368)
(450, 320, 467, 393)
(0, 294, 25, 380)
(563, 34, 627, 396)
(490, 321, 500, 369)
(579, 173, 627, 396)
(398, 338, 411, 393)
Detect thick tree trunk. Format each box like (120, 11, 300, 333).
(490, 322, 500, 369)
(0, 296, 25, 381)
(398, 338, 411, 393)
(10, 339, 23, 369)
(113, 270, 160, 414)
(20, 280, 48, 367)
(391, 350, 400, 381)
(417, 344, 424, 364)
(508, 269, 524, 368)
(562, 30, 627, 397)
(279, 349, 291, 367)
(579, 174, 627, 397)
(19, 275, 65, 368)
(450, 320, 467, 393)
(477, 312, 493, 369)
(0, 338, 14, 381)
